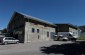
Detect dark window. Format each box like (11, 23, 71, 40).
(38, 35, 40, 39)
(32, 28, 35, 33)
(37, 29, 39, 33)
(5, 38, 12, 40)
(5, 38, 9, 40)
(47, 32, 49, 37)
(12, 38, 16, 40)
(69, 34, 72, 36)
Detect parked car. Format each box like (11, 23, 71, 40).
(62, 37, 68, 41)
(0, 37, 19, 45)
(54, 35, 68, 41)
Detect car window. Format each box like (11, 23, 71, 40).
(12, 38, 16, 40)
(7, 38, 12, 40)
(69, 34, 72, 36)
(5, 38, 8, 40)
(5, 37, 16, 40)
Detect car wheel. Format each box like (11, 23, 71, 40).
(4, 42, 8, 45)
(16, 41, 19, 44)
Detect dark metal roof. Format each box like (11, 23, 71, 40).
(55, 23, 78, 29)
(17, 12, 56, 27)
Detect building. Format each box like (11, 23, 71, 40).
(7, 12, 56, 43)
(79, 26, 85, 32)
(0, 30, 6, 37)
(0, 30, 2, 34)
(79, 26, 85, 36)
(55, 24, 80, 40)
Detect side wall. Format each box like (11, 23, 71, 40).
(24, 22, 55, 43)
(7, 12, 25, 43)
(69, 27, 79, 38)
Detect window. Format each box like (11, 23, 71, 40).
(38, 35, 40, 39)
(69, 34, 72, 36)
(37, 29, 39, 33)
(5, 38, 9, 40)
(5, 38, 12, 40)
(32, 28, 35, 33)
(73, 32, 77, 34)
(12, 38, 16, 40)
(47, 32, 49, 37)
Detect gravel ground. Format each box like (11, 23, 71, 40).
(0, 41, 74, 55)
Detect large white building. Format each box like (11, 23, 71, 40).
(7, 12, 56, 43)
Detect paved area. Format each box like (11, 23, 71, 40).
(0, 41, 75, 55)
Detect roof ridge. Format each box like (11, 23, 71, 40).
(16, 12, 56, 26)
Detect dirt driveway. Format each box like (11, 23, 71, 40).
(0, 41, 80, 55)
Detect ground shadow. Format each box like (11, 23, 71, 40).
(40, 41, 85, 55)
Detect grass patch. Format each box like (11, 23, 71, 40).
(78, 36, 85, 40)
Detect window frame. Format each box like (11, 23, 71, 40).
(32, 28, 35, 33)
(47, 32, 49, 37)
(37, 29, 39, 33)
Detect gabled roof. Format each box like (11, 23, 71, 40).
(17, 12, 56, 26)
(8, 11, 56, 27)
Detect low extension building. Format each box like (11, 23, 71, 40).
(55, 24, 81, 40)
(0, 30, 2, 34)
(7, 12, 56, 43)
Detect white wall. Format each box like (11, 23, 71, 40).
(69, 27, 79, 38)
(24, 22, 55, 43)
